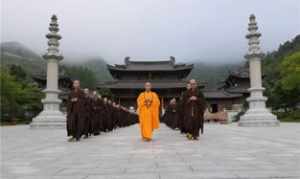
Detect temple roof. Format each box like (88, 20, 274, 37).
(203, 89, 243, 99)
(225, 87, 249, 94)
(98, 80, 204, 89)
(228, 64, 249, 79)
(107, 57, 193, 72)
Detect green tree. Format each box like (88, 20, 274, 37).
(1, 68, 23, 122)
(263, 34, 300, 111)
(276, 52, 300, 111)
(9, 64, 27, 82)
(1, 67, 43, 123)
(64, 66, 97, 89)
(279, 52, 300, 91)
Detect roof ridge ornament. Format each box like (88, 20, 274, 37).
(170, 56, 175, 65)
(124, 56, 130, 65)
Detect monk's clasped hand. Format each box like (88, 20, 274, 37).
(71, 98, 78, 102)
(189, 96, 197, 101)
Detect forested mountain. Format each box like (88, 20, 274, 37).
(0, 42, 107, 88)
(263, 34, 300, 112)
(1, 42, 45, 74)
(189, 62, 242, 88)
(63, 58, 112, 82)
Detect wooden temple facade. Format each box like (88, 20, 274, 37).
(98, 57, 197, 108)
(98, 57, 250, 113)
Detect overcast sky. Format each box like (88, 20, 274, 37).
(1, 0, 300, 63)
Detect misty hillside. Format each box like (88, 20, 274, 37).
(1, 42, 46, 74)
(189, 61, 242, 88)
(1, 41, 42, 60)
(0, 41, 244, 87)
(0, 42, 112, 81)
(63, 58, 112, 81)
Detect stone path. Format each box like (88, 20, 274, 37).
(1, 123, 300, 179)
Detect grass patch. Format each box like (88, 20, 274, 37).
(276, 110, 300, 122)
(0, 118, 32, 126)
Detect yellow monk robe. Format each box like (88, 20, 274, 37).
(137, 91, 160, 139)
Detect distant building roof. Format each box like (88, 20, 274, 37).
(203, 89, 243, 99)
(228, 64, 249, 79)
(225, 87, 249, 94)
(107, 56, 193, 72)
(98, 80, 199, 89)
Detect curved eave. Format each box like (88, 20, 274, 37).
(227, 74, 250, 80)
(97, 80, 205, 90)
(107, 64, 193, 72)
(203, 93, 243, 99)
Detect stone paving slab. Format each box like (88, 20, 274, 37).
(1, 123, 300, 179)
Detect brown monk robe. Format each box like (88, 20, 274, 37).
(111, 102, 120, 130)
(102, 97, 111, 132)
(83, 88, 92, 138)
(91, 91, 101, 136)
(183, 79, 206, 140)
(123, 107, 132, 127)
(96, 95, 105, 133)
(107, 100, 114, 131)
(121, 106, 131, 127)
(163, 98, 178, 130)
(66, 80, 86, 142)
(178, 83, 191, 134)
(118, 106, 126, 127)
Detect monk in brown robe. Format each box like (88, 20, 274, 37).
(102, 97, 110, 132)
(123, 106, 130, 127)
(118, 106, 127, 128)
(83, 88, 92, 138)
(163, 98, 178, 130)
(107, 100, 114, 132)
(111, 102, 119, 130)
(183, 79, 206, 140)
(178, 83, 191, 134)
(91, 91, 101, 136)
(66, 80, 86, 142)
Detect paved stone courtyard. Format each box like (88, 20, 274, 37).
(1, 123, 300, 179)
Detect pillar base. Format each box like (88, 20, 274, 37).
(238, 108, 280, 127)
(30, 110, 66, 129)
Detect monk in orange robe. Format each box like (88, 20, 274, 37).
(137, 82, 160, 141)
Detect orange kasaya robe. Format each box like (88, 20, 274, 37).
(137, 91, 160, 139)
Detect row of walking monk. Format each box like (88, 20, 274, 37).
(67, 79, 206, 142)
(66, 80, 138, 142)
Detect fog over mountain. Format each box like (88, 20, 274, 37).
(2, 0, 300, 64)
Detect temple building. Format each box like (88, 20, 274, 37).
(98, 57, 198, 108)
(98, 57, 250, 113)
(207, 63, 250, 112)
(220, 64, 250, 97)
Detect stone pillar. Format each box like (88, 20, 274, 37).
(30, 15, 66, 128)
(238, 14, 279, 127)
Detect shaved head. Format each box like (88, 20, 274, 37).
(186, 83, 191, 90)
(145, 82, 152, 92)
(73, 80, 80, 89)
(83, 88, 89, 94)
(189, 79, 197, 90)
